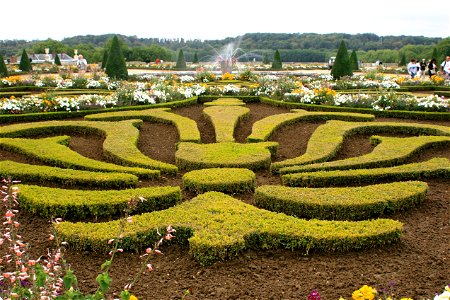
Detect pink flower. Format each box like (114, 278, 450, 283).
(108, 239, 115, 244)
(154, 249, 163, 255)
(146, 264, 153, 272)
(5, 210, 14, 217)
(146, 247, 152, 254)
(127, 216, 133, 223)
(49, 234, 55, 241)
(164, 233, 174, 240)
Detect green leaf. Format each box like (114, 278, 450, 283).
(96, 272, 111, 294)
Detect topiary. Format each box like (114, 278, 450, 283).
(350, 50, 359, 70)
(101, 49, 108, 69)
(331, 41, 352, 80)
(175, 49, 187, 70)
(54, 53, 62, 66)
(399, 53, 406, 66)
(0, 54, 8, 77)
(19, 49, 32, 72)
(263, 53, 270, 65)
(105, 36, 128, 80)
(193, 52, 199, 64)
(271, 50, 282, 70)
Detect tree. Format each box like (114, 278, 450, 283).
(105, 36, 128, 80)
(193, 52, 199, 64)
(431, 47, 439, 60)
(175, 49, 187, 70)
(263, 53, 270, 64)
(101, 50, 108, 69)
(54, 53, 62, 66)
(350, 50, 359, 70)
(0, 54, 8, 77)
(271, 50, 282, 69)
(399, 53, 406, 66)
(19, 49, 32, 72)
(331, 41, 352, 79)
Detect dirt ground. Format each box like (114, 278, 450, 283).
(0, 103, 449, 299)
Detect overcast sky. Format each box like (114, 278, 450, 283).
(2, 0, 449, 41)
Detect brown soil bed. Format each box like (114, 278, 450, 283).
(1, 103, 449, 299)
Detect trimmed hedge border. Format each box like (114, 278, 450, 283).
(176, 142, 278, 171)
(85, 107, 201, 143)
(271, 120, 450, 172)
(0, 119, 178, 175)
(203, 105, 250, 142)
(247, 109, 374, 142)
(55, 191, 403, 266)
(0, 97, 198, 123)
(182, 168, 256, 194)
(18, 185, 181, 220)
(0, 136, 160, 179)
(281, 158, 450, 188)
(259, 97, 450, 121)
(255, 181, 428, 221)
(203, 98, 247, 107)
(0, 160, 137, 188)
(278, 135, 450, 174)
(198, 95, 259, 103)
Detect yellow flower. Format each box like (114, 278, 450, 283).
(352, 285, 376, 300)
(400, 298, 413, 300)
(130, 295, 138, 300)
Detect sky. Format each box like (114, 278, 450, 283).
(2, 0, 449, 41)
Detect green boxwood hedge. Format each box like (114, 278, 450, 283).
(255, 181, 428, 220)
(271, 120, 450, 172)
(247, 109, 374, 142)
(282, 158, 450, 187)
(198, 95, 259, 103)
(279, 135, 450, 174)
(85, 107, 200, 143)
(0, 160, 137, 188)
(203, 105, 250, 142)
(203, 97, 247, 106)
(176, 142, 278, 171)
(18, 185, 180, 220)
(55, 191, 403, 266)
(182, 168, 256, 194)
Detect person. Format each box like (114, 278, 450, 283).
(407, 59, 417, 79)
(440, 56, 450, 79)
(76, 54, 88, 76)
(428, 58, 437, 78)
(419, 59, 427, 79)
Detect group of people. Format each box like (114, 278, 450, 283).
(73, 54, 88, 75)
(407, 56, 450, 79)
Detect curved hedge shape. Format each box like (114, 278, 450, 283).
(203, 105, 250, 142)
(282, 158, 450, 187)
(176, 142, 278, 171)
(271, 120, 450, 172)
(55, 191, 403, 266)
(247, 109, 374, 142)
(0, 119, 178, 175)
(279, 135, 450, 174)
(203, 97, 246, 106)
(182, 168, 256, 194)
(0, 136, 160, 179)
(255, 181, 428, 220)
(84, 107, 200, 143)
(0, 160, 137, 188)
(18, 185, 180, 220)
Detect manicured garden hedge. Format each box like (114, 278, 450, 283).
(0, 160, 137, 188)
(203, 105, 250, 142)
(246, 109, 374, 142)
(271, 120, 450, 172)
(85, 107, 200, 143)
(203, 98, 247, 106)
(278, 135, 450, 174)
(55, 191, 403, 266)
(0, 119, 178, 175)
(18, 185, 181, 220)
(176, 142, 278, 171)
(0, 135, 160, 179)
(182, 168, 256, 194)
(198, 95, 259, 103)
(281, 158, 450, 187)
(255, 181, 428, 220)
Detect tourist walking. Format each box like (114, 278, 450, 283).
(419, 59, 427, 79)
(441, 56, 450, 79)
(428, 58, 437, 78)
(407, 59, 417, 79)
(76, 54, 88, 76)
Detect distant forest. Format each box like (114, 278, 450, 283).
(1, 32, 449, 64)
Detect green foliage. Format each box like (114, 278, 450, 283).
(431, 47, 439, 60)
(399, 53, 406, 66)
(271, 50, 282, 69)
(0, 54, 8, 77)
(55, 191, 403, 266)
(350, 50, 359, 70)
(331, 41, 352, 79)
(182, 168, 256, 194)
(18, 184, 180, 219)
(54, 53, 62, 66)
(435, 37, 450, 62)
(282, 158, 450, 187)
(193, 52, 199, 63)
(203, 98, 246, 106)
(105, 35, 128, 80)
(31, 38, 67, 54)
(203, 104, 250, 142)
(255, 181, 428, 220)
(19, 49, 32, 72)
(263, 53, 270, 64)
(175, 49, 187, 70)
(101, 49, 108, 69)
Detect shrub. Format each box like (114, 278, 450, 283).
(193, 52, 199, 64)
(0, 54, 8, 77)
(19, 49, 32, 72)
(271, 50, 282, 70)
(350, 50, 359, 70)
(101, 49, 108, 69)
(203, 105, 250, 142)
(182, 168, 256, 194)
(54, 53, 62, 66)
(105, 35, 128, 80)
(331, 41, 352, 79)
(175, 49, 187, 70)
